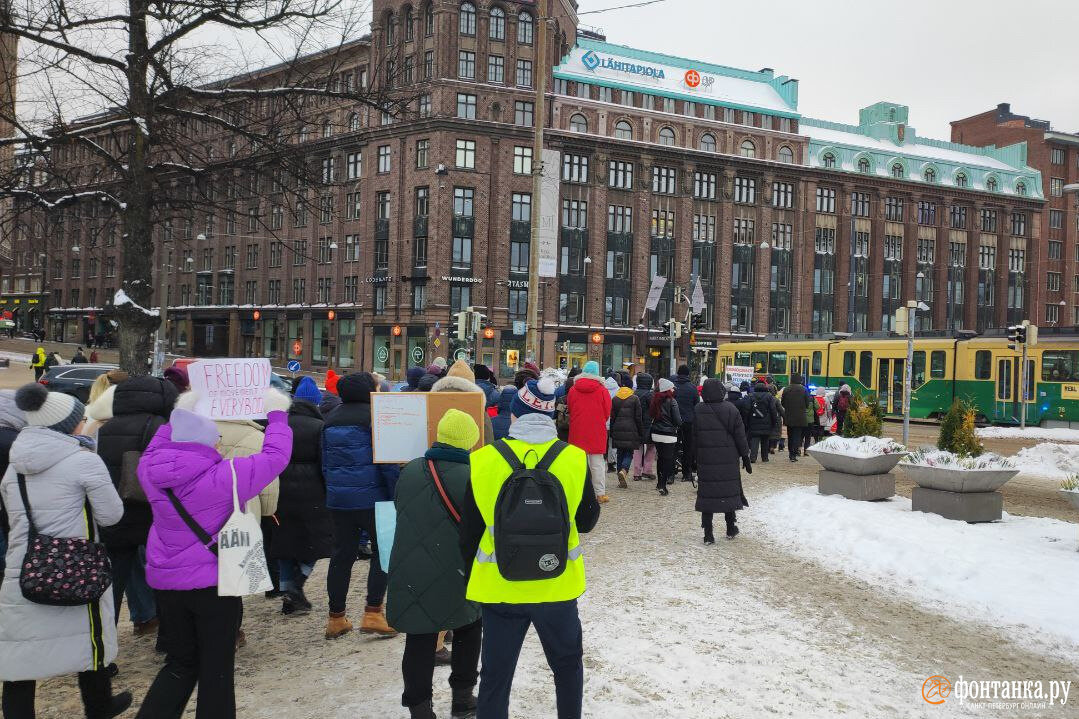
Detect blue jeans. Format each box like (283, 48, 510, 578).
(478, 601, 583, 719)
(278, 559, 315, 592)
(616, 448, 634, 472)
(109, 545, 157, 624)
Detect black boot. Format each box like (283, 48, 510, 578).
(703, 532, 715, 545)
(78, 670, 133, 719)
(726, 522, 740, 540)
(451, 688, 478, 719)
(408, 700, 436, 719)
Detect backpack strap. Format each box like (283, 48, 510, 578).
(492, 439, 525, 472)
(426, 460, 462, 524)
(165, 489, 219, 556)
(536, 441, 568, 473)
(15, 474, 37, 536)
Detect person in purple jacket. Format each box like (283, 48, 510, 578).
(134, 388, 293, 719)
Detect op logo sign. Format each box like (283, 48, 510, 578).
(684, 69, 701, 88)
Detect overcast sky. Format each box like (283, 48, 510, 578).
(577, 0, 1079, 140)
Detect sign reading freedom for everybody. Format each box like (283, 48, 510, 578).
(188, 358, 272, 420)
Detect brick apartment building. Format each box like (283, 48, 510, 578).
(952, 103, 1079, 330)
(0, 0, 1049, 379)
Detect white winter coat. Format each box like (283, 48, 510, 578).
(0, 426, 123, 680)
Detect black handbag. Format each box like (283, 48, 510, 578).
(16, 473, 113, 606)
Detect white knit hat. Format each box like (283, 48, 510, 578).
(657, 378, 675, 393)
(15, 383, 85, 434)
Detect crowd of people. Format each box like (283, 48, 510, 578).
(0, 354, 853, 719)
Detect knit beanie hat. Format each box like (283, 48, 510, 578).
(0, 389, 27, 431)
(512, 377, 557, 419)
(163, 365, 190, 394)
(325, 369, 340, 395)
(15, 383, 84, 435)
(446, 359, 476, 384)
(677, 364, 690, 377)
(170, 408, 219, 447)
(406, 366, 426, 389)
(473, 364, 493, 383)
(293, 376, 322, 405)
(338, 372, 376, 403)
(583, 360, 600, 376)
(426, 363, 444, 377)
(657, 378, 675, 393)
(436, 408, 480, 450)
(433, 357, 448, 370)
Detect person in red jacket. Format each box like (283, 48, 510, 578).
(568, 361, 612, 503)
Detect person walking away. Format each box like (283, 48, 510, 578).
(693, 379, 751, 543)
(769, 384, 785, 455)
(490, 386, 517, 441)
(460, 378, 600, 719)
(609, 374, 643, 489)
(630, 373, 656, 481)
(89, 349, 99, 363)
(72, 347, 88, 364)
(322, 372, 400, 639)
(473, 364, 501, 408)
(815, 387, 833, 437)
(780, 375, 812, 462)
(270, 377, 332, 616)
(553, 367, 580, 442)
(832, 384, 852, 435)
(97, 376, 178, 636)
(0, 391, 25, 581)
(388, 410, 483, 719)
(29, 347, 46, 381)
(134, 390, 292, 719)
(432, 361, 496, 445)
(649, 379, 682, 495)
(0, 383, 131, 718)
(671, 365, 700, 483)
(403, 366, 426, 392)
(802, 388, 819, 454)
(567, 361, 611, 503)
(745, 382, 780, 463)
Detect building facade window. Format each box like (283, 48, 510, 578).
(514, 101, 533, 127)
(734, 177, 756, 204)
(459, 2, 476, 35)
(455, 139, 476, 169)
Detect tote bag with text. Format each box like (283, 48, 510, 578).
(217, 460, 274, 597)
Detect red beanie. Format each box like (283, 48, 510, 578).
(325, 369, 339, 395)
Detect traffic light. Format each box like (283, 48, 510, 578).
(470, 310, 487, 337)
(894, 307, 908, 335)
(1026, 323, 1038, 347)
(560, 340, 570, 353)
(454, 310, 469, 340)
(1007, 324, 1027, 351)
(665, 320, 683, 339)
(691, 314, 707, 331)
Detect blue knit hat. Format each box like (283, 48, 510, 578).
(583, 360, 600, 375)
(293, 376, 322, 405)
(511, 377, 557, 419)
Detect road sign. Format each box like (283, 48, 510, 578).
(513, 320, 527, 335)
(433, 337, 441, 348)
(287, 360, 301, 373)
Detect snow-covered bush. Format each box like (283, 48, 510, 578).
(901, 449, 1015, 471)
(1061, 474, 1079, 492)
(813, 435, 905, 457)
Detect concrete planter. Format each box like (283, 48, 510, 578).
(808, 447, 907, 476)
(900, 465, 1018, 493)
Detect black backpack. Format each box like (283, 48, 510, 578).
(751, 395, 767, 419)
(491, 440, 571, 582)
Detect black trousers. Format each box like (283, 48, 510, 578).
(3, 670, 114, 719)
(749, 434, 771, 462)
(135, 588, 242, 719)
(677, 422, 695, 479)
(701, 511, 737, 535)
(654, 442, 678, 488)
(787, 426, 804, 459)
(260, 517, 279, 592)
(401, 620, 482, 708)
(327, 509, 387, 613)
(478, 601, 583, 719)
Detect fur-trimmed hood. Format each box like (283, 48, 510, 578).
(431, 375, 482, 394)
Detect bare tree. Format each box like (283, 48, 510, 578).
(0, 0, 404, 373)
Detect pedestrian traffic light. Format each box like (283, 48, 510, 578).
(454, 311, 469, 340)
(470, 310, 487, 337)
(691, 314, 706, 331)
(665, 320, 683, 339)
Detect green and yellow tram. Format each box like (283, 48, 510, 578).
(717, 332, 1079, 426)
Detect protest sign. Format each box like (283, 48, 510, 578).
(371, 391, 485, 463)
(724, 365, 755, 387)
(188, 358, 273, 420)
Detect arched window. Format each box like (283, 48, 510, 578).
(658, 127, 675, 146)
(923, 167, 936, 183)
(955, 172, 967, 188)
(569, 113, 588, 133)
(459, 2, 476, 35)
(821, 152, 836, 168)
(321, 118, 332, 138)
(1016, 181, 1027, 196)
(348, 113, 360, 132)
(517, 11, 534, 44)
(614, 120, 633, 140)
(740, 139, 756, 158)
(779, 146, 795, 164)
(700, 133, 717, 153)
(489, 6, 505, 40)
(857, 157, 870, 173)
(986, 176, 998, 192)
(424, 3, 434, 35)
(384, 12, 395, 45)
(404, 7, 415, 41)
(892, 163, 904, 179)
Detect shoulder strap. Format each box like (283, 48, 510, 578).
(536, 441, 568, 473)
(165, 488, 219, 556)
(425, 460, 461, 524)
(16, 474, 37, 535)
(492, 439, 524, 472)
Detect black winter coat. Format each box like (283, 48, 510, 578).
(609, 390, 644, 449)
(97, 376, 178, 548)
(650, 395, 682, 439)
(780, 382, 812, 428)
(693, 380, 750, 514)
(745, 389, 781, 436)
(269, 400, 333, 561)
(671, 375, 700, 423)
(633, 374, 655, 439)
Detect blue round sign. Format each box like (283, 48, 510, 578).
(287, 360, 301, 373)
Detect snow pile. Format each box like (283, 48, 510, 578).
(812, 435, 905, 457)
(901, 448, 1015, 470)
(112, 289, 159, 317)
(977, 426, 1079, 442)
(755, 487, 1079, 654)
(1012, 443, 1079, 479)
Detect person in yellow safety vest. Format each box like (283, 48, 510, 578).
(459, 376, 600, 719)
(29, 347, 46, 381)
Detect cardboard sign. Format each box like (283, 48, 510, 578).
(372, 391, 486, 464)
(188, 358, 273, 420)
(724, 365, 755, 387)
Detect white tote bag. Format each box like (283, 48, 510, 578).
(217, 460, 274, 597)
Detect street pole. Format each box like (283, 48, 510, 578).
(524, 0, 549, 364)
(1020, 320, 1028, 429)
(152, 260, 168, 375)
(903, 301, 915, 447)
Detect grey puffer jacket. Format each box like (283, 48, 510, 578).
(0, 427, 123, 681)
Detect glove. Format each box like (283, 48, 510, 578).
(263, 387, 292, 415)
(742, 457, 753, 474)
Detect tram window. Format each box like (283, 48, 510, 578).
(751, 352, 767, 373)
(842, 351, 855, 376)
(974, 350, 992, 380)
(812, 351, 822, 375)
(735, 351, 752, 366)
(930, 351, 946, 379)
(1041, 350, 1079, 382)
(769, 351, 788, 375)
(859, 351, 873, 388)
(912, 351, 926, 386)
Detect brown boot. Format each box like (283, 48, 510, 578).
(359, 605, 398, 637)
(617, 469, 628, 488)
(325, 611, 353, 640)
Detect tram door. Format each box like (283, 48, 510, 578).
(876, 358, 905, 415)
(997, 357, 1037, 423)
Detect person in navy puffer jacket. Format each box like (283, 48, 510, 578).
(321, 372, 400, 640)
(490, 385, 517, 440)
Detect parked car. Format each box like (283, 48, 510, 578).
(38, 363, 119, 403)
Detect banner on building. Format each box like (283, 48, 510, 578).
(690, 276, 706, 314)
(537, 148, 561, 278)
(644, 275, 668, 312)
(188, 358, 273, 420)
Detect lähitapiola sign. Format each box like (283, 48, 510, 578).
(574, 47, 713, 93)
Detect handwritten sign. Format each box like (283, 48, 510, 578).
(372, 391, 485, 464)
(188, 358, 272, 420)
(724, 365, 755, 387)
